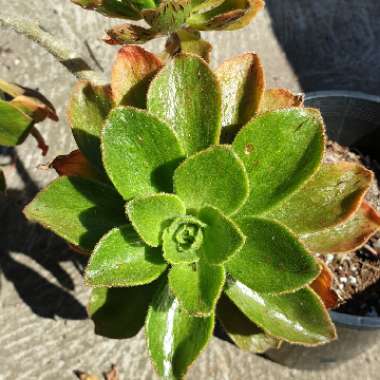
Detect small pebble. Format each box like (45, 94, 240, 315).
(349, 276, 357, 285)
(325, 254, 334, 264)
(340, 277, 348, 283)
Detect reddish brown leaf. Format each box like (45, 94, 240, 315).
(50, 150, 101, 180)
(111, 45, 162, 107)
(302, 201, 380, 254)
(104, 24, 156, 45)
(11, 95, 58, 122)
(31, 127, 49, 156)
(259, 88, 304, 113)
(68, 243, 90, 256)
(311, 261, 338, 309)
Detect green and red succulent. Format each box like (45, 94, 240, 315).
(0, 79, 58, 191)
(25, 46, 380, 379)
(71, 0, 264, 55)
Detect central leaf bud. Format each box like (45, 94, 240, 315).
(162, 215, 206, 264)
(173, 221, 203, 252)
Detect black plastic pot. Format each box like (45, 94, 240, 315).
(264, 91, 380, 369)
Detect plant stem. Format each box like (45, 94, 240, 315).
(0, 16, 107, 85)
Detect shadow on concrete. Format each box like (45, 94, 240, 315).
(0, 149, 87, 320)
(266, 0, 380, 95)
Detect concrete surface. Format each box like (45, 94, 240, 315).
(0, 1, 379, 379)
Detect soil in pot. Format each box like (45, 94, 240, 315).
(322, 141, 380, 318)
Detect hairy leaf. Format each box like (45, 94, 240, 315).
(127, 193, 186, 247)
(86, 225, 167, 287)
(68, 81, 112, 168)
(105, 24, 157, 45)
(225, 279, 337, 345)
(88, 281, 158, 339)
(162, 215, 205, 264)
(217, 295, 281, 353)
(102, 106, 185, 200)
(216, 52, 265, 127)
(112, 46, 162, 107)
(71, 0, 144, 19)
(174, 146, 249, 215)
(0, 99, 33, 146)
(24, 176, 125, 250)
(146, 283, 214, 379)
(233, 108, 325, 216)
(259, 88, 304, 113)
(301, 201, 380, 254)
(168, 260, 225, 316)
(142, 0, 191, 33)
(198, 206, 245, 264)
(187, 0, 264, 31)
(227, 217, 319, 293)
(267, 162, 373, 234)
(148, 54, 221, 155)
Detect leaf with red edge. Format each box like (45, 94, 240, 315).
(216, 52, 265, 128)
(112, 46, 162, 107)
(267, 162, 374, 234)
(310, 260, 338, 309)
(104, 24, 157, 45)
(11, 94, 58, 122)
(50, 150, 104, 181)
(259, 88, 304, 113)
(301, 201, 380, 254)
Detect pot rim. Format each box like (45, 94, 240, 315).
(306, 90, 380, 104)
(306, 90, 380, 328)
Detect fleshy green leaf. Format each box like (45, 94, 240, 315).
(68, 81, 112, 168)
(102, 106, 185, 200)
(24, 176, 125, 250)
(187, 0, 264, 31)
(168, 260, 225, 316)
(71, 0, 144, 19)
(216, 52, 265, 128)
(127, 193, 186, 247)
(148, 54, 221, 155)
(225, 279, 337, 346)
(233, 108, 325, 216)
(217, 295, 281, 353)
(267, 162, 373, 234)
(111, 46, 162, 107)
(226, 217, 319, 294)
(86, 225, 167, 287)
(142, 0, 191, 33)
(198, 206, 245, 264)
(162, 215, 205, 264)
(301, 201, 380, 254)
(88, 281, 158, 339)
(146, 282, 214, 379)
(174, 146, 249, 215)
(0, 99, 33, 146)
(259, 88, 304, 113)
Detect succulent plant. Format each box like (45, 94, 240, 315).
(0, 78, 57, 154)
(25, 46, 380, 379)
(71, 0, 264, 51)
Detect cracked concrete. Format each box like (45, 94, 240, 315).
(0, 1, 379, 379)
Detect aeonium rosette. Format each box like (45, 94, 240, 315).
(25, 46, 380, 379)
